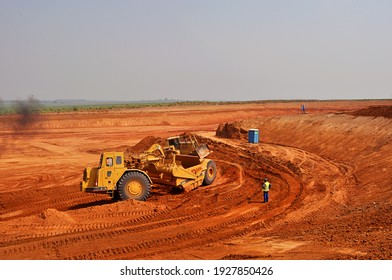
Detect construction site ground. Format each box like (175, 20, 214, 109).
(0, 100, 391, 260)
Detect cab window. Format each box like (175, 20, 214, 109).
(116, 156, 122, 165)
(106, 157, 113, 167)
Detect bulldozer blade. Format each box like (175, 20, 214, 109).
(195, 144, 211, 159)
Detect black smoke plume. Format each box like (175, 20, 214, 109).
(14, 95, 42, 129)
(0, 96, 43, 157)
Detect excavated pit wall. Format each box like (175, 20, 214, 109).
(216, 112, 392, 204)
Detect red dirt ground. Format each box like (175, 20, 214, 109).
(0, 100, 391, 260)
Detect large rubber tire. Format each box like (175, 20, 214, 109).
(117, 172, 151, 201)
(203, 160, 217, 185)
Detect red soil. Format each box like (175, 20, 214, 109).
(0, 100, 391, 260)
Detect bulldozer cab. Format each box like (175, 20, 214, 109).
(97, 152, 125, 189)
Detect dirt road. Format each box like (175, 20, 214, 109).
(0, 100, 391, 259)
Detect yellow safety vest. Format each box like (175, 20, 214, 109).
(262, 181, 270, 192)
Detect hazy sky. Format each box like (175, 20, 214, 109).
(1, 0, 391, 101)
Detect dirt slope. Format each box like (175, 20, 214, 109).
(0, 100, 391, 260)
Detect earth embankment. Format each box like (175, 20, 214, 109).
(218, 112, 392, 203)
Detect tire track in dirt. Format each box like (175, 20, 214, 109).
(0, 193, 105, 220)
(203, 137, 356, 233)
(0, 201, 248, 258)
(212, 159, 244, 192)
(0, 133, 363, 259)
(0, 208, 171, 251)
(249, 142, 357, 230)
(205, 136, 303, 224)
(0, 159, 253, 258)
(65, 207, 264, 260)
(0, 207, 171, 251)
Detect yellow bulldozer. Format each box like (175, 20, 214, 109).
(80, 134, 217, 201)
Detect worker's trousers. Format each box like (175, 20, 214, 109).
(263, 191, 269, 203)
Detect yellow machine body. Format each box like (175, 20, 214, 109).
(80, 134, 217, 200)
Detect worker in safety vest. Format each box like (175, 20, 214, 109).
(262, 178, 271, 203)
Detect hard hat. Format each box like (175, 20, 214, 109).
(264, 178, 268, 182)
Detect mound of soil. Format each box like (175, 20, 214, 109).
(350, 106, 392, 118)
(125, 136, 166, 155)
(39, 208, 76, 225)
(216, 122, 248, 139)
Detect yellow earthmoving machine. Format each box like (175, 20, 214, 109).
(80, 134, 217, 201)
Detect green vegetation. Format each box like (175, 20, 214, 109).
(0, 100, 267, 115)
(1, 98, 390, 116)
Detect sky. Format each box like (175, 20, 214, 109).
(1, 0, 392, 101)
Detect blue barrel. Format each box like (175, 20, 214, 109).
(248, 129, 259, 143)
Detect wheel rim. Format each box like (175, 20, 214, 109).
(126, 180, 142, 196)
(207, 166, 214, 178)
